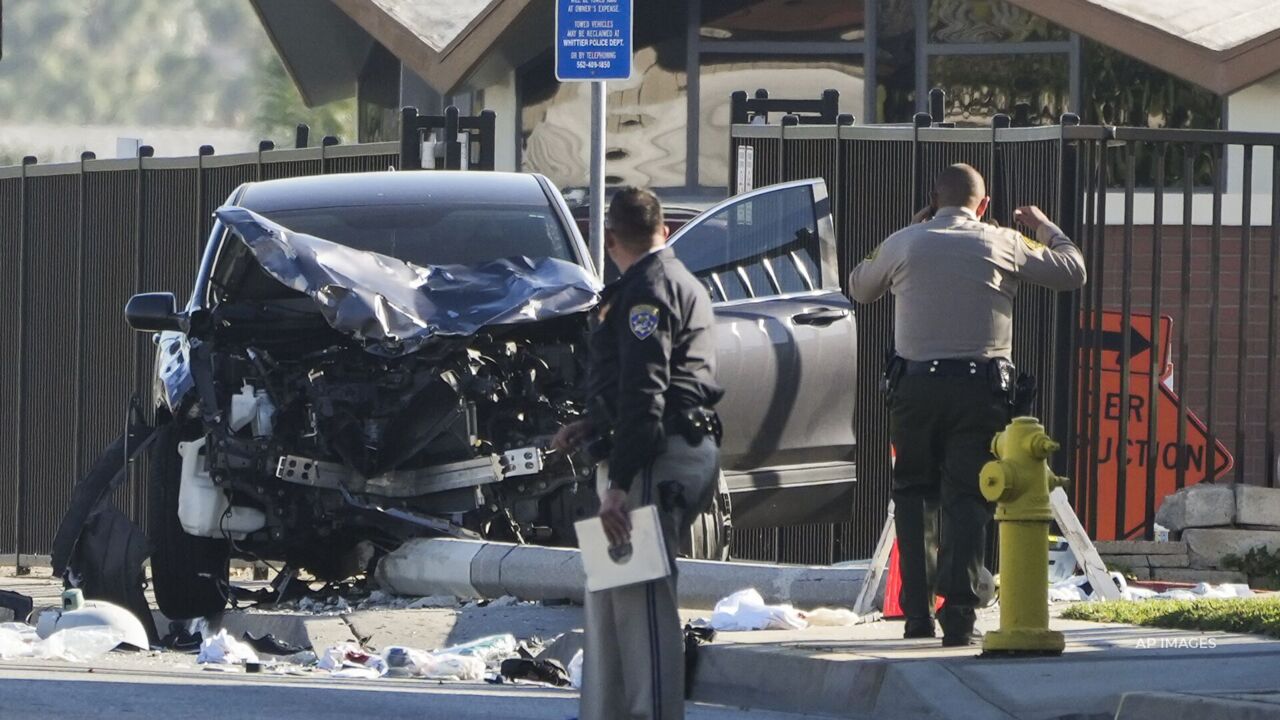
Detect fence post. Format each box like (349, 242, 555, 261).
(929, 88, 945, 125)
(321, 135, 339, 175)
(256, 140, 274, 182)
(72, 152, 95, 486)
(295, 124, 310, 150)
(399, 107, 421, 170)
(444, 106, 462, 170)
(13, 155, 36, 574)
(196, 145, 214, 251)
(911, 112, 931, 208)
(1053, 114, 1082, 479)
(475, 110, 497, 171)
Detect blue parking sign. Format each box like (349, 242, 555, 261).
(555, 0, 633, 81)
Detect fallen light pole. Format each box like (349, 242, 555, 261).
(373, 538, 867, 610)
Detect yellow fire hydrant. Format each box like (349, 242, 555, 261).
(978, 416, 1069, 656)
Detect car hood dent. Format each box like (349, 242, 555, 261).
(216, 206, 601, 357)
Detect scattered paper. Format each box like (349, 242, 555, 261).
(197, 629, 260, 665)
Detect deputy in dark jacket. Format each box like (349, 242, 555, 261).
(554, 187, 722, 720)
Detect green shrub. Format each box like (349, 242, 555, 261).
(1061, 597, 1280, 638)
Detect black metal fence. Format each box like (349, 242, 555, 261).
(727, 107, 1280, 561)
(0, 141, 403, 566)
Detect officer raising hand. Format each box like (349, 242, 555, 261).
(848, 163, 1086, 648)
(553, 187, 723, 720)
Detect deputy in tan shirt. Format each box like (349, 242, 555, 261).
(848, 163, 1086, 647)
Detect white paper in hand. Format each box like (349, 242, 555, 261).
(576, 505, 670, 592)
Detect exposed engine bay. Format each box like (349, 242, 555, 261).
(177, 310, 596, 566)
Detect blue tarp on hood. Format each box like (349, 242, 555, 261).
(216, 206, 600, 357)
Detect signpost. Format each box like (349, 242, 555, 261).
(555, 0, 633, 281)
(1079, 311, 1233, 539)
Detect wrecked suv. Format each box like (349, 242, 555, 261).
(56, 171, 858, 621)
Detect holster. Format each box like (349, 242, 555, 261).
(666, 407, 723, 447)
(882, 352, 907, 398)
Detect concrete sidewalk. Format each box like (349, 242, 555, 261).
(691, 609, 1280, 719)
(7, 571, 1280, 719)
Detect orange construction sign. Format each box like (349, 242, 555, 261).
(1079, 311, 1233, 540)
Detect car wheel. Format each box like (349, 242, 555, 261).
(147, 423, 230, 619)
(682, 483, 731, 561)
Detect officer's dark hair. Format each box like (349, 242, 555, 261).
(607, 186, 665, 249)
(933, 163, 986, 209)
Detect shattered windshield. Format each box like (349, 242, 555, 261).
(259, 203, 577, 267)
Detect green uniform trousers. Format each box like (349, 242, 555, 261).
(889, 373, 1008, 635)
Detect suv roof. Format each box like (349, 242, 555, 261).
(236, 171, 551, 212)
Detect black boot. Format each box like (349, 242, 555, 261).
(903, 617, 936, 639)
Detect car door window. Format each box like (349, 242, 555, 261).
(670, 184, 821, 302)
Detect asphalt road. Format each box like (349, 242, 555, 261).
(0, 658, 820, 720)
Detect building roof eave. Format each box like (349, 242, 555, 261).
(1006, 0, 1280, 95)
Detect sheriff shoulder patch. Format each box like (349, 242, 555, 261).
(1020, 233, 1046, 251)
(629, 304, 660, 340)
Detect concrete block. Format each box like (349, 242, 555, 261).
(1236, 485, 1280, 528)
(1184, 529, 1280, 569)
(1095, 540, 1187, 555)
(1147, 554, 1190, 568)
(1127, 567, 1153, 580)
(1150, 568, 1248, 584)
(1101, 554, 1152, 569)
(1156, 484, 1235, 531)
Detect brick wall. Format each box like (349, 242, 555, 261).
(1090, 224, 1279, 485)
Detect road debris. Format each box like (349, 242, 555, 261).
(1049, 573, 1256, 602)
(709, 589, 808, 631)
(197, 629, 261, 665)
(0, 621, 123, 662)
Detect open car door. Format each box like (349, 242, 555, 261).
(667, 179, 858, 527)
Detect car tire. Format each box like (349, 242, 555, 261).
(682, 484, 731, 561)
(147, 423, 230, 619)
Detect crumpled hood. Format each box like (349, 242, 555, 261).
(216, 206, 601, 357)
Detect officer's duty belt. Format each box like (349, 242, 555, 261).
(664, 407, 722, 446)
(903, 358, 994, 378)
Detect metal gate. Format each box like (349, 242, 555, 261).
(729, 108, 1280, 560)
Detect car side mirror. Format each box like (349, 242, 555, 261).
(125, 292, 183, 332)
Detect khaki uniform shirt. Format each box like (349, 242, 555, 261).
(847, 207, 1087, 361)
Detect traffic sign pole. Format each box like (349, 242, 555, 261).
(555, 0, 632, 282)
(590, 80, 606, 280)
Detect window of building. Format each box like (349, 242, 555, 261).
(1082, 39, 1222, 187)
(928, 0, 1067, 43)
(929, 53, 1069, 126)
(701, 0, 866, 42)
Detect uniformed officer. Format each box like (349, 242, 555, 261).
(848, 163, 1086, 646)
(552, 186, 723, 719)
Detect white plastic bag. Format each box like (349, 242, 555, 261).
(33, 626, 124, 662)
(318, 643, 387, 677)
(0, 627, 30, 659)
(197, 629, 260, 665)
(567, 649, 584, 689)
(423, 652, 485, 681)
(710, 589, 807, 631)
(803, 608, 860, 627)
(437, 634, 518, 666)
